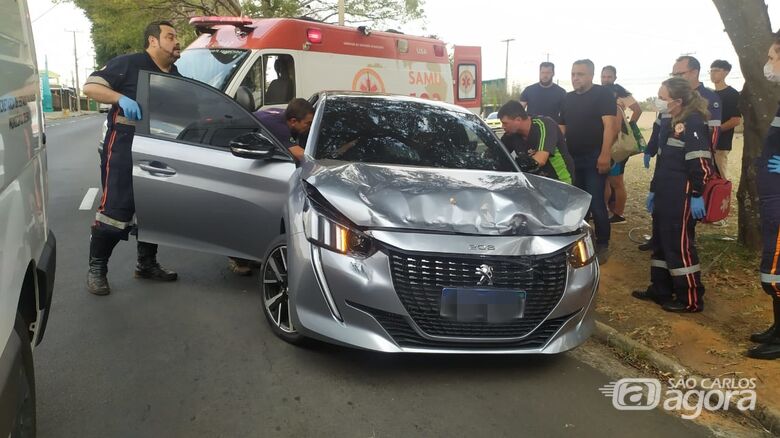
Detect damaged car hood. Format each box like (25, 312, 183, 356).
(303, 162, 591, 236)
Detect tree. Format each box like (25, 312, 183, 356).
(66, 0, 242, 65)
(243, 0, 424, 26)
(66, 0, 424, 66)
(712, 0, 780, 250)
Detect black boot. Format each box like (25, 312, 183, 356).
(750, 324, 776, 343)
(86, 232, 119, 296)
(135, 242, 178, 281)
(87, 257, 111, 295)
(746, 300, 780, 360)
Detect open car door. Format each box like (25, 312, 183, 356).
(132, 71, 296, 260)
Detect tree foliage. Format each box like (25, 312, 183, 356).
(65, 0, 425, 66)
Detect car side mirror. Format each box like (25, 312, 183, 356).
(229, 132, 277, 160)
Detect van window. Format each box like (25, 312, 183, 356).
(240, 54, 295, 109)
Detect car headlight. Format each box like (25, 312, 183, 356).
(568, 226, 595, 268)
(302, 181, 376, 258)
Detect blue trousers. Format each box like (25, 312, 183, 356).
(573, 153, 610, 245)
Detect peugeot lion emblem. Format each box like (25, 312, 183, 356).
(476, 264, 494, 286)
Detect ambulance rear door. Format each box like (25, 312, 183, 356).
(452, 46, 482, 114)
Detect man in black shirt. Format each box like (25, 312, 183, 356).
(710, 59, 743, 180)
(497, 101, 574, 184)
(519, 62, 567, 122)
(83, 20, 183, 295)
(560, 59, 618, 264)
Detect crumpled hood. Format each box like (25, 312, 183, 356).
(302, 162, 591, 236)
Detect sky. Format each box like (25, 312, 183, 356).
(28, 0, 780, 101)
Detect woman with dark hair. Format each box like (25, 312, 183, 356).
(746, 33, 780, 359)
(632, 77, 715, 313)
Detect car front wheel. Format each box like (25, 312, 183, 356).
(260, 236, 306, 345)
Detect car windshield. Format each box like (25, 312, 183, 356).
(314, 97, 516, 172)
(175, 48, 249, 90)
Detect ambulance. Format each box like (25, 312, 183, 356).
(177, 16, 482, 113)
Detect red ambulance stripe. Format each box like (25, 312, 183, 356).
(770, 226, 780, 295)
(98, 111, 119, 213)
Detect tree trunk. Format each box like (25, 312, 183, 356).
(712, 0, 780, 250)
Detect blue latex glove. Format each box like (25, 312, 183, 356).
(643, 153, 652, 169)
(769, 155, 780, 174)
(118, 95, 142, 121)
(646, 192, 655, 213)
(691, 196, 706, 220)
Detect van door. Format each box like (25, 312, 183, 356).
(452, 46, 482, 115)
(133, 71, 295, 260)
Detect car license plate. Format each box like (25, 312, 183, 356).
(440, 287, 526, 323)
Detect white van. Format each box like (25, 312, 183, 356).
(1, 0, 57, 435)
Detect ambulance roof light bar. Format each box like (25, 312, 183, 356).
(189, 16, 256, 35)
(307, 28, 323, 44)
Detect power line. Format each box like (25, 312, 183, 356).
(32, 4, 58, 23)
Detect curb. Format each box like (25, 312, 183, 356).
(594, 320, 780, 434)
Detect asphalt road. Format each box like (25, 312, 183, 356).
(32, 114, 717, 437)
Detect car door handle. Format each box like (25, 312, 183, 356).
(139, 162, 177, 176)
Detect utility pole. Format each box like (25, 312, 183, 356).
(338, 0, 345, 26)
(501, 38, 515, 94)
(65, 30, 82, 112)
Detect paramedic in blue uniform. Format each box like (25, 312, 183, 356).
(746, 35, 780, 360)
(632, 77, 715, 313)
(640, 55, 722, 251)
(82, 21, 182, 296)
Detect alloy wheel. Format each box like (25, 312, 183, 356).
(262, 245, 296, 334)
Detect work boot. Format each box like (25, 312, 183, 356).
(135, 242, 178, 281)
(746, 300, 780, 359)
(86, 231, 119, 296)
(750, 324, 776, 344)
(87, 257, 111, 295)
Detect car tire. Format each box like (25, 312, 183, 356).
(11, 314, 36, 438)
(260, 235, 306, 345)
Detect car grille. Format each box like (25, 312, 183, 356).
(387, 249, 569, 339)
(347, 301, 577, 349)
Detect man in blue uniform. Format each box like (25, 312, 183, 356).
(747, 35, 780, 359)
(83, 21, 182, 295)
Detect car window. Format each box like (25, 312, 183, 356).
(314, 97, 516, 172)
(487, 112, 498, 120)
(145, 74, 263, 149)
(239, 54, 295, 109)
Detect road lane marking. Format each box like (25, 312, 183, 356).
(79, 188, 100, 210)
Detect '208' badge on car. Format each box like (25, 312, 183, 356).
(476, 264, 494, 286)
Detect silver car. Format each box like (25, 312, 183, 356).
(132, 71, 598, 353)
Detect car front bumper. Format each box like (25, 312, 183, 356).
(287, 230, 598, 354)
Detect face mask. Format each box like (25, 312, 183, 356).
(765, 63, 780, 83)
(654, 98, 669, 114)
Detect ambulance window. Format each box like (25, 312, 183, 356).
(263, 55, 295, 105)
(239, 58, 264, 110)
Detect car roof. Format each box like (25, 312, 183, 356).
(318, 91, 473, 114)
